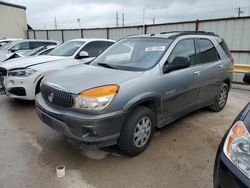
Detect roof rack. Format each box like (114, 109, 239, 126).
(160, 31, 218, 39)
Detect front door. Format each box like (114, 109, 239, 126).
(161, 38, 200, 120)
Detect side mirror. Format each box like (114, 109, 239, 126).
(243, 73, 250, 84)
(78, 51, 89, 59)
(163, 56, 190, 73)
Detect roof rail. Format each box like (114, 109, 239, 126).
(160, 31, 219, 39)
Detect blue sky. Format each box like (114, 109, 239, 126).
(6, 0, 250, 29)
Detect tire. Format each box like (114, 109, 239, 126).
(209, 83, 229, 112)
(118, 106, 155, 156)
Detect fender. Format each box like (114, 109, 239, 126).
(123, 92, 162, 113)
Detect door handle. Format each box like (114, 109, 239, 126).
(194, 71, 200, 76)
(219, 64, 224, 69)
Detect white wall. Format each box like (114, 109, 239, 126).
(0, 3, 27, 39)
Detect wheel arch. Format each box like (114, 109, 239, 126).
(123, 93, 162, 123)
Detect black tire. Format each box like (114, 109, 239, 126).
(118, 106, 155, 156)
(209, 83, 229, 112)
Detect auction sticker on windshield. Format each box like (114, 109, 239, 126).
(145, 46, 165, 52)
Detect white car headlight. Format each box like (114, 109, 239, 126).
(8, 68, 37, 77)
(75, 85, 119, 110)
(223, 120, 250, 179)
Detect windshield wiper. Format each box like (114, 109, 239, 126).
(97, 63, 116, 69)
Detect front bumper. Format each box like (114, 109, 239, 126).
(2, 73, 42, 100)
(35, 93, 127, 147)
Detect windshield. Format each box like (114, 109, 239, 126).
(24, 46, 45, 56)
(0, 41, 19, 50)
(91, 37, 173, 71)
(49, 41, 85, 57)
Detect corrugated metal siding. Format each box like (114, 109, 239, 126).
(147, 23, 196, 34)
(35, 31, 47, 40)
(83, 29, 107, 38)
(0, 3, 27, 38)
(198, 19, 250, 51)
(63, 30, 81, 41)
(48, 31, 62, 42)
(109, 27, 143, 40)
(231, 52, 250, 65)
(28, 30, 35, 39)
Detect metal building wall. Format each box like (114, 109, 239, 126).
(63, 30, 81, 41)
(146, 22, 196, 34)
(109, 26, 143, 40)
(0, 2, 27, 38)
(83, 29, 107, 39)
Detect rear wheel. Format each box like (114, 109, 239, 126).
(118, 106, 155, 156)
(209, 83, 229, 112)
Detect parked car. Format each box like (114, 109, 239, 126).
(0, 38, 115, 99)
(213, 73, 250, 188)
(0, 39, 59, 62)
(3, 45, 58, 62)
(35, 31, 234, 156)
(0, 38, 21, 48)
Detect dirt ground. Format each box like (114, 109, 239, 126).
(0, 88, 249, 188)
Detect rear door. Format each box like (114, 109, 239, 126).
(161, 38, 200, 119)
(195, 38, 223, 105)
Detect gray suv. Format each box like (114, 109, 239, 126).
(36, 31, 234, 156)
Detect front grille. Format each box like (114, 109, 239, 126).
(40, 84, 74, 108)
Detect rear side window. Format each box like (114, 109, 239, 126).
(168, 39, 196, 65)
(198, 39, 220, 64)
(219, 39, 231, 58)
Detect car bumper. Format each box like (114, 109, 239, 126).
(214, 147, 250, 188)
(2, 73, 42, 100)
(35, 93, 127, 147)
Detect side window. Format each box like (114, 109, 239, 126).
(103, 41, 114, 48)
(168, 39, 196, 65)
(219, 39, 231, 58)
(42, 42, 57, 46)
(80, 41, 113, 57)
(12, 42, 29, 50)
(30, 42, 45, 49)
(198, 39, 220, 64)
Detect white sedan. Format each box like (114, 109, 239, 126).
(0, 38, 115, 100)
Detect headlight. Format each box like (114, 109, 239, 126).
(8, 68, 37, 77)
(224, 120, 250, 179)
(75, 85, 119, 110)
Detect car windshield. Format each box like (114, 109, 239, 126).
(49, 41, 85, 57)
(91, 37, 173, 71)
(23, 46, 45, 56)
(0, 41, 19, 50)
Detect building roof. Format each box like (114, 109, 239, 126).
(0, 1, 26, 10)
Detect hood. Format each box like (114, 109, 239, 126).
(0, 50, 11, 62)
(44, 64, 143, 94)
(0, 55, 66, 70)
(30, 57, 94, 71)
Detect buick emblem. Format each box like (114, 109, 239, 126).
(48, 91, 54, 103)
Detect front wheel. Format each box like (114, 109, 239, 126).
(118, 106, 155, 156)
(209, 83, 229, 112)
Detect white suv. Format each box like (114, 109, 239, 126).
(0, 38, 115, 100)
